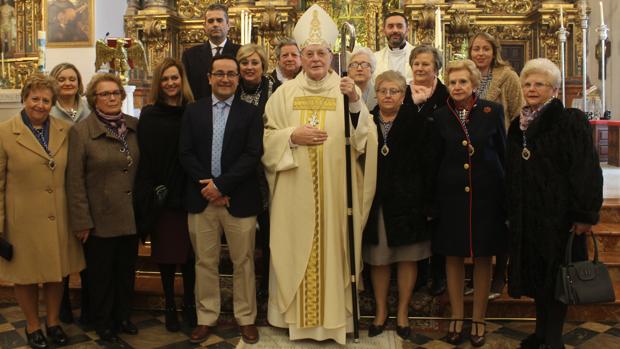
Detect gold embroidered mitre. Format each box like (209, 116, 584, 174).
(292, 4, 338, 50)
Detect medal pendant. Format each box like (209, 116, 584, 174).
(381, 144, 390, 156)
(522, 147, 531, 160)
(48, 158, 56, 171)
(468, 144, 475, 156)
(127, 155, 134, 167)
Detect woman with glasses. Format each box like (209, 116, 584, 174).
(349, 47, 377, 112)
(134, 58, 197, 332)
(66, 73, 140, 343)
(506, 58, 602, 349)
(431, 60, 507, 347)
(362, 70, 433, 340)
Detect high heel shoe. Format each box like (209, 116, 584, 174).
(470, 321, 486, 347)
(45, 325, 68, 345)
(396, 325, 411, 340)
(368, 317, 386, 337)
(445, 319, 464, 345)
(25, 328, 48, 349)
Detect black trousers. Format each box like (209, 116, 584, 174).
(534, 289, 567, 349)
(85, 234, 138, 333)
(256, 210, 270, 293)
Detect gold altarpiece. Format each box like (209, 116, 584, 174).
(123, 0, 585, 105)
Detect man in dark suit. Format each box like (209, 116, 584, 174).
(179, 55, 263, 345)
(182, 3, 240, 99)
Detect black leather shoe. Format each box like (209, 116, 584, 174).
(396, 325, 411, 340)
(446, 319, 464, 345)
(368, 323, 385, 337)
(25, 328, 48, 349)
(97, 329, 119, 342)
(45, 325, 68, 345)
(470, 321, 486, 347)
(520, 334, 541, 349)
(164, 307, 180, 332)
(119, 320, 138, 335)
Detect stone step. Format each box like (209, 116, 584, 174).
(601, 199, 620, 224)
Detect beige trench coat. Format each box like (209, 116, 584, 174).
(0, 114, 85, 284)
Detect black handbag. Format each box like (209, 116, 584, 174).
(555, 231, 615, 305)
(0, 236, 13, 261)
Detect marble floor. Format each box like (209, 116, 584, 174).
(1, 303, 620, 349)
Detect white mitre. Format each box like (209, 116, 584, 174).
(292, 4, 338, 49)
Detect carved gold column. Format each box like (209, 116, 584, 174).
(126, 0, 142, 15)
(366, 0, 382, 51)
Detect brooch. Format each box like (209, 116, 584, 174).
(483, 106, 492, 113)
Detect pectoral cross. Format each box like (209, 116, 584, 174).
(308, 112, 320, 127)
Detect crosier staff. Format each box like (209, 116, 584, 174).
(338, 21, 360, 343)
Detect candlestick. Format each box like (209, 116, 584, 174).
(37, 30, 46, 72)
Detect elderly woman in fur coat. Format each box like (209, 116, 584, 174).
(506, 58, 603, 349)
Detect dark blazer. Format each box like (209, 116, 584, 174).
(182, 40, 240, 100)
(66, 113, 140, 238)
(506, 98, 602, 299)
(431, 98, 508, 257)
(179, 96, 263, 217)
(363, 104, 435, 247)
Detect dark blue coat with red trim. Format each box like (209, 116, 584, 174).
(430, 98, 508, 257)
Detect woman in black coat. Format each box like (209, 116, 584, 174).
(404, 45, 450, 296)
(506, 58, 603, 349)
(134, 58, 196, 332)
(236, 44, 280, 299)
(362, 70, 433, 340)
(431, 59, 507, 347)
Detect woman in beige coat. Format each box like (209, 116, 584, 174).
(0, 74, 85, 349)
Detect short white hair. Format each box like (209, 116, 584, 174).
(350, 47, 377, 73)
(520, 58, 561, 89)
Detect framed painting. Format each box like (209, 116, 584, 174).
(43, 0, 93, 47)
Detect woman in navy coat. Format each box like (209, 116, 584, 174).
(431, 59, 508, 347)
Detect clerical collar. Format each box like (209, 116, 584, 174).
(388, 41, 407, 51)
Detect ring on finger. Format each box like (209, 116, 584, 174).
(313, 137, 317, 141)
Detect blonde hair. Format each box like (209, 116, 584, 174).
(149, 58, 194, 105)
(85, 73, 126, 110)
(446, 59, 481, 89)
(50, 63, 85, 104)
(375, 70, 406, 93)
(21, 73, 59, 105)
(236, 44, 269, 71)
(468, 32, 510, 68)
(520, 58, 561, 89)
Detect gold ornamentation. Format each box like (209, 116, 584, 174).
(179, 29, 207, 44)
(476, 0, 534, 15)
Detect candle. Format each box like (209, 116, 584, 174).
(1, 52, 4, 79)
(248, 14, 252, 43)
(434, 6, 442, 50)
(600, 1, 605, 26)
(560, 7, 564, 29)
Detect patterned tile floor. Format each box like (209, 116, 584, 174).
(1, 303, 620, 349)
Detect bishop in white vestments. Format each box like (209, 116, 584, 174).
(262, 4, 378, 344)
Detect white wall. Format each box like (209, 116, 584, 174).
(46, 0, 127, 85)
(587, 0, 618, 117)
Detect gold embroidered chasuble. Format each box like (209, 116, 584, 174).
(263, 71, 378, 344)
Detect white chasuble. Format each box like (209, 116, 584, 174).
(262, 71, 378, 344)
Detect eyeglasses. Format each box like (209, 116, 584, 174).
(348, 62, 371, 69)
(377, 88, 402, 96)
(210, 71, 239, 79)
(522, 82, 551, 90)
(95, 90, 122, 98)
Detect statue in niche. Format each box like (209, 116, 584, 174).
(0, 0, 15, 56)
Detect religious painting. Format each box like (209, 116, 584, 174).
(43, 0, 93, 47)
(0, 0, 17, 57)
